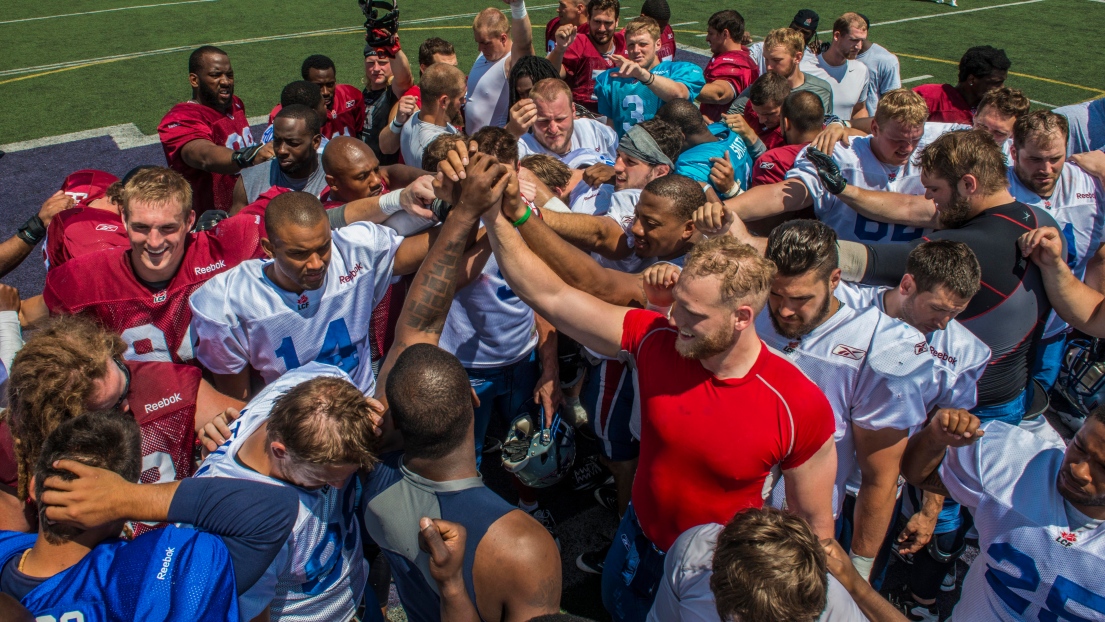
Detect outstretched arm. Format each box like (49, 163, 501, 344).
(484, 177, 629, 358)
(540, 209, 633, 259)
(722, 179, 813, 221)
(837, 185, 938, 228)
(0, 192, 74, 278)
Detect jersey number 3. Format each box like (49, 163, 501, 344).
(274, 318, 359, 373)
(985, 541, 1105, 620)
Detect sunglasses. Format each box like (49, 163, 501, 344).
(112, 358, 131, 411)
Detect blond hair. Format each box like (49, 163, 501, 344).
(763, 28, 805, 58)
(874, 88, 929, 128)
(530, 78, 573, 105)
(682, 236, 776, 312)
(832, 12, 867, 36)
(473, 7, 509, 38)
(121, 166, 193, 220)
(624, 16, 661, 42)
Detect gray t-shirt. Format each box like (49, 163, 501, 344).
(240, 153, 328, 203)
(857, 43, 902, 97)
(646, 523, 869, 622)
(728, 71, 835, 119)
(400, 111, 458, 170)
(1055, 98, 1105, 156)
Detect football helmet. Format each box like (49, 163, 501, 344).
(359, 0, 399, 47)
(1053, 336, 1105, 429)
(502, 406, 576, 488)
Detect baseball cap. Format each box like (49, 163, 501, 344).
(60, 169, 119, 206)
(791, 9, 819, 31)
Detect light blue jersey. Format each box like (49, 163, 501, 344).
(595, 61, 705, 136)
(707, 123, 754, 190)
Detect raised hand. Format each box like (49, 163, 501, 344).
(554, 23, 577, 50)
(507, 99, 538, 138)
(720, 112, 758, 146)
(37, 190, 76, 227)
(693, 201, 736, 237)
(0, 285, 20, 314)
(394, 95, 419, 126)
(399, 175, 438, 220)
(582, 163, 615, 188)
(708, 151, 736, 197)
(456, 153, 511, 217)
(498, 170, 529, 223)
(1019, 227, 1066, 271)
(419, 516, 468, 586)
(610, 54, 649, 82)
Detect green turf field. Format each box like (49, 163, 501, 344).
(0, 0, 1102, 145)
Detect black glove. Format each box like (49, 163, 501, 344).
(194, 209, 229, 232)
(805, 146, 847, 195)
(361, 0, 399, 47)
(232, 144, 266, 169)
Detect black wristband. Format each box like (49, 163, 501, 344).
(16, 215, 46, 245)
(430, 198, 453, 222)
(232, 144, 265, 169)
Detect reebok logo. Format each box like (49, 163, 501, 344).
(345, 99, 357, 110)
(145, 393, 183, 414)
(94, 223, 119, 232)
(832, 344, 866, 360)
(759, 162, 775, 169)
(156, 547, 176, 580)
(914, 342, 927, 355)
(194, 259, 226, 275)
(339, 263, 364, 284)
(922, 344, 957, 365)
(1078, 192, 1097, 200)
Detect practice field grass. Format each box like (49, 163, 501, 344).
(1, 0, 1103, 147)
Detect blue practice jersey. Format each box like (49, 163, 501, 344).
(707, 123, 754, 191)
(595, 61, 705, 136)
(0, 527, 238, 621)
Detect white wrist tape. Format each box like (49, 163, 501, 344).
(0, 311, 22, 373)
(850, 553, 875, 581)
(510, 1, 527, 19)
(541, 197, 570, 213)
(379, 189, 404, 216)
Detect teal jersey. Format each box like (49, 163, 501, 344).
(707, 122, 755, 190)
(595, 61, 705, 136)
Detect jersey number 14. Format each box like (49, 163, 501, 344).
(274, 318, 359, 373)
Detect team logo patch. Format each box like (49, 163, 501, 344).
(914, 341, 927, 355)
(345, 99, 357, 109)
(759, 162, 775, 170)
(297, 294, 310, 310)
(784, 339, 800, 354)
(1056, 530, 1078, 547)
(1044, 200, 1052, 209)
(153, 291, 168, 303)
(95, 223, 119, 232)
(832, 344, 866, 360)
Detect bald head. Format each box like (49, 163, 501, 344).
(322, 136, 378, 175)
(321, 136, 385, 202)
(264, 191, 328, 238)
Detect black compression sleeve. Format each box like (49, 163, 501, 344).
(861, 241, 915, 287)
(166, 478, 298, 596)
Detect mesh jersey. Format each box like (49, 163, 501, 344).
(835, 282, 992, 411)
(189, 221, 400, 395)
(595, 61, 705, 136)
(44, 206, 127, 270)
(43, 207, 268, 364)
(158, 97, 255, 212)
(265, 85, 365, 143)
(517, 118, 618, 164)
(912, 83, 973, 125)
(0, 527, 238, 621)
(1055, 98, 1105, 156)
(700, 50, 760, 122)
(657, 24, 675, 62)
(561, 31, 626, 110)
(756, 303, 932, 513)
(194, 363, 366, 622)
(941, 422, 1105, 621)
(439, 232, 538, 368)
(1008, 164, 1105, 338)
(856, 43, 902, 96)
(786, 123, 949, 243)
(707, 122, 755, 190)
(752, 143, 806, 187)
(126, 360, 202, 485)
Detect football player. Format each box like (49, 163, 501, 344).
(300, 54, 366, 140)
(158, 46, 272, 212)
(44, 169, 122, 270)
(593, 17, 704, 136)
(466, 1, 534, 133)
(697, 10, 759, 122)
(548, 0, 626, 113)
(800, 13, 872, 122)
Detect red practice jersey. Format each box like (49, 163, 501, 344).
(44, 207, 127, 270)
(658, 24, 676, 62)
(701, 49, 759, 122)
(621, 310, 835, 551)
(268, 84, 366, 141)
(913, 83, 973, 124)
(751, 142, 807, 187)
(126, 360, 202, 484)
(743, 107, 786, 151)
(545, 18, 591, 53)
(43, 206, 268, 364)
(158, 96, 255, 212)
(562, 31, 627, 112)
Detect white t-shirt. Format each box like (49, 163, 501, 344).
(518, 118, 618, 165)
(757, 303, 932, 515)
(800, 54, 871, 121)
(466, 52, 511, 133)
(647, 523, 869, 622)
(835, 282, 992, 411)
(400, 112, 457, 169)
(941, 422, 1105, 621)
(194, 362, 366, 622)
(1008, 163, 1105, 338)
(746, 41, 767, 75)
(786, 123, 947, 243)
(189, 221, 400, 396)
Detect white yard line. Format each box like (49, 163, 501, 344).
(0, 0, 218, 25)
(1030, 99, 1058, 108)
(817, 0, 1046, 33)
(670, 21, 698, 27)
(901, 75, 934, 84)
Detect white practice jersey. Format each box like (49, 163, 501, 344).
(941, 422, 1105, 621)
(194, 363, 366, 622)
(595, 188, 652, 273)
(465, 52, 510, 133)
(518, 118, 618, 164)
(439, 226, 538, 368)
(189, 221, 400, 395)
(835, 282, 992, 411)
(570, 183, 615, 216)
(800, 54, 871, 121)
(927, 122, 1013, 163)
(787, 123, 947, 243)
(1009, 163, 1105, 338)
(400, 112, 458, 169)
(757, 303, 932, 514)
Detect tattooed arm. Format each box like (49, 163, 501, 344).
(373, 152, 510, 405)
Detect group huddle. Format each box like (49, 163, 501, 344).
(1, 0, 1105, 621)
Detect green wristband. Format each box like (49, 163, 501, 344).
(511, 205, 533, 227)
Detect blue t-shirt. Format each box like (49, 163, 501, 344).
(706, 123, 754, 190)
(595, 61, 705, 136)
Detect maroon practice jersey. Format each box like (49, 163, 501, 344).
(268, 84, 366, 140)
(43, 205, 268, 364)
(751, 142, 807, 187)
(126, 360, 203, 484)
(158, 96, 255, 212)
(658, 24, 675, 62)
(562, 31, 627, 112)
(45, 207, 127, 270)
(700, 49, 759, 122)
